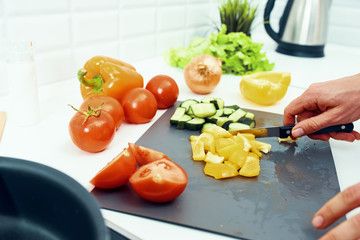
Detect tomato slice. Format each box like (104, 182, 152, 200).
(90, 148, 137, 189)
(129, 159, 188, 202)
(128, 143, 170, 166)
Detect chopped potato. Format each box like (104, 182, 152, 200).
(190, 126, 272, 179)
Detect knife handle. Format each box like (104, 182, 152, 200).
(311, 123, 354, 135)
(279, 123, 354, 138)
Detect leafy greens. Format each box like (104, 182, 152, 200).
(164, 25, 274, 76)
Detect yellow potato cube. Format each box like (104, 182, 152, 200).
(205, 152, 224, 164)
(239, 153, 260, 177)
(228, 148, 247, 168)
(204, 163, 238, 179)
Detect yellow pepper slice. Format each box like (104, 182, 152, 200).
(240, 72, 291, 105)
(204, 163, 238, 179)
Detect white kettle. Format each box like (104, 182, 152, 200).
(264, 0, 332, 57)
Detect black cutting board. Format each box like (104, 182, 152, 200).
(92, 102, 344, 240)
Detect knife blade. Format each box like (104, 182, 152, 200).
(229, 122, 354, 138)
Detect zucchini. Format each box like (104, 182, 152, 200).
(176, 115, 193, 129)
(225, 105, 240, 110)
(227, 122, 251, 131)
(245, 112, 255, 120)
(180, 99, 199, 112)
(189, 103, 217, 118)
(228, 108, 247, 122)
(185, 118, 206, 131)
(169, 98, 256, 132)
(222, 107, 235, 116)
(201, 123, 217, 133)
(170, 107, 186, 125)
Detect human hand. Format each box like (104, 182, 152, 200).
(283, 74, 360, 141)
(312, 182, 360, 240)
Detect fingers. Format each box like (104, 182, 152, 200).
(313, 182, 360, 230)
(318, 213, 360, 240)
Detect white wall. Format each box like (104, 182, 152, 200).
(0, 0, 359, 96)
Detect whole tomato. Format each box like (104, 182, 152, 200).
(128, 143, 170, 166)
(69, 105, 115, 153)
(145, 75, 179, 109)
(80, 95, 124, 130)
(121, 88, 157, 124)
(90, 147, 137, 189)
(129, 159, 188, 202)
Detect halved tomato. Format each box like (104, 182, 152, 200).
(128, 143, 170, 166)
(129, 159, 188, 203)
(90, 148, 137, 189)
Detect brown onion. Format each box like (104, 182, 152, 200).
(184, 54, 222, 94)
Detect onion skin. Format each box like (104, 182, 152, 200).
(184, 54, 222, 94)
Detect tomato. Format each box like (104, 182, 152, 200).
(69, 105, 115, 153)
(90, 148, 137, 189)
(129, 159, 188, 202)
(145, 75, 179, 109)
(121, 88, 157, 124)
(80, 95, 125, 130)
(128, 143, 170, 166)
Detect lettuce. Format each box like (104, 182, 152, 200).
(164, 25, 274, 75)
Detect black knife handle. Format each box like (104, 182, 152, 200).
(311, 123, 354, 135)
(279, 123, 354, 138)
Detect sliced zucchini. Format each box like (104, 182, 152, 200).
(223, 107, 235, 116)
(170, 107, 186, 125)
(214, 117, 230, 127)
(201, 123, 217, 133)
(221, 120, 234, 130)
(185, 118, 206, 131)
(213, 98, 224, 109)
(189, 103, 217, 118)
(228, 108, 247, 122)
(176, 114, 193, 129)
(238, 117, 256, 129)
(180, 99, 199, 112)
(245, 112, 255, 120)
(201, 97, 215, 104)
(227, 122, 251, 131)
(225, 105, 240, 110)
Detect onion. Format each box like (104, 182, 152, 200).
(184, 54, 222, 94)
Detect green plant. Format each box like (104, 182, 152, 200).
(217, 0, 257, 35)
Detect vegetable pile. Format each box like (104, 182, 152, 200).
(70, 56, 180, 153)
(190, 125, 271, 179)
(170, 97, 256, 132)
(164, 25, 274, 76)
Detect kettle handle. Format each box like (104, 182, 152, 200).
(264, 0, 280, 43)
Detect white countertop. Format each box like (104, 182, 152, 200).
(1, 41, 360, 240)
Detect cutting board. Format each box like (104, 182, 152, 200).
(92, 102, 343, 240)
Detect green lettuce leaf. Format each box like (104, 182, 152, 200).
(164, 25, 274, 75)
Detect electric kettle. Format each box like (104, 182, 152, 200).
(264, 0, 332, 57)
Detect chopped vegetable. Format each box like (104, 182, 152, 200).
(169, 97, 256, 132)
(190, 125, 272, 179)
(164, 25, 274, 76)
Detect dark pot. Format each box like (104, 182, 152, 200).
(0, 157, 109, 240)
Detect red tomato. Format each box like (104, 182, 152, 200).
(69, 106, 115, 153)
(121, 88, 157, 124)
(80, 95, 125, 130)
(145, 75, 179, 109)
(129, 159, 188, 202)
(90, 148, 137, 189)
(128, 143, 170, 166)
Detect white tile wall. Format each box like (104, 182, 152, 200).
(0, 0, 359, 96)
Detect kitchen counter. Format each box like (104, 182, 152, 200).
(1, 41, 360, 240)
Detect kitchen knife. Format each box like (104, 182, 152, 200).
(229, 123, 354, 138)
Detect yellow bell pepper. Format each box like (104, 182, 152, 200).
(240, 72, 291, 105)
